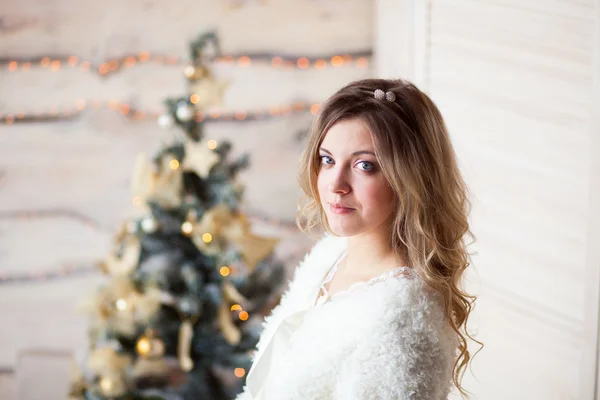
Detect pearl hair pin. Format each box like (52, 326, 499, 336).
(373, 89, 396, 102)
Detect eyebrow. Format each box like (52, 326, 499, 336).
(319, 147, 376, 157)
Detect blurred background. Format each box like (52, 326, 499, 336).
(1, 0, 599, 399)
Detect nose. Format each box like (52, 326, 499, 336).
(327, 167, 350, 194)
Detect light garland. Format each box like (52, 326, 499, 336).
(0, 209, 299, 285)
(0, 263, 97, 285)
(0, 209, 106, 231)
(1, 50, 371, 77)
(0, 244, 308, 285)
(0, 208, 298, 233)
(0, 101, 321, 125)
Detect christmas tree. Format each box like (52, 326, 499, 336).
(71, 32, 287, 400)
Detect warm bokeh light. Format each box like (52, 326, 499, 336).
(331, 55, 344, 67)
(234, 368, 246, 378)
(238, 56, 251, 66)
(116, 299, 128, 311)
(181, 221, 194, 235)
(297, 57, 310, 69)
(136, 337, 151, 356)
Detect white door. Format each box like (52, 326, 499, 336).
(375, 1, 600, 399)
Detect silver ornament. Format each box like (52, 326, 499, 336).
(158, 113, 174, 128)
(176, 104, 194, 122)
(141, 217, 158, 233)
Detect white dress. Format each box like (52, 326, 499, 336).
(236, 234, 457, 400)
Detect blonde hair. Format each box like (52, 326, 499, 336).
(296, 78, 482, 398)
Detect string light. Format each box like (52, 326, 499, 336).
(0, 209, 104, 231)
(115, 299, 128, 311)
(181, 221, 194, 235)
(234, 368, 246, 378)
(0, 210, 300, 285)
(0, 100, 319, 125)
(220, 266, 231, 276)
(136, 336, 151, 356)
(0, 264, 96, 285)
(0, 240, 308, 285)
(1, 50, 372, 77)
(169, 159, 180, 170)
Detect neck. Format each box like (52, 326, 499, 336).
(344, 229, 401, 273)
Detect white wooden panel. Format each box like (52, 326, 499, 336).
(377, 0, 599, 398)
(0, 0, 373, 59)
(425, 0, 598, 398)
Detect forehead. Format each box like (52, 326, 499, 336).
(320, 118, 374, 153)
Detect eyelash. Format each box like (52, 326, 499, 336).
(319, 155, 375, 172)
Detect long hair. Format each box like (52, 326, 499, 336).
(296, 78, 482, 398)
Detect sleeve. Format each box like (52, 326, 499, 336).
(333, 292, 456, 400)
(234, 234, 333, 400)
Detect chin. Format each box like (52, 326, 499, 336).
(326, 220, 364, 237)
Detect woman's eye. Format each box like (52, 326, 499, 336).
(320, 155, 334, 165)
(357, 161, 375, 171)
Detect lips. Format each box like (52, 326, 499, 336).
(328, 202, 355, 214)
(330, 202, 354, 210)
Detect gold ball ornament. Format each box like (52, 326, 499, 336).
(136, 331, 165, 358)
(98, 374, 127, 398)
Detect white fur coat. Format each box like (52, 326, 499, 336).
(235, 234, 458, 400)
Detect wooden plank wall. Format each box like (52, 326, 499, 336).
(423, 1, 597, 399)
(0, 0, 374, 370)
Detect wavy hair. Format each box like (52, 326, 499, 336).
(296, 78, 482, 398)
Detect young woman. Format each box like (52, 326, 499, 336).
(236, 78, 480, 399)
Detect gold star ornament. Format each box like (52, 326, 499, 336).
(131, 153, 183, 208)
(182, 140, 221, 179)
(190, 73, 230, 109)
(186, 204, 279, 271)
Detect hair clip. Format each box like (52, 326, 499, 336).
(373, 89, 396, 102)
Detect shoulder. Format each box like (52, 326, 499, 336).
(335, 275, 458, 399)
(374, 272, 454, 344)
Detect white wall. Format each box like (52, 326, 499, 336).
(0, 0, 374, 374)
(376, 0, 600, 399)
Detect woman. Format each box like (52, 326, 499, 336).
(236, 78, 481, 399)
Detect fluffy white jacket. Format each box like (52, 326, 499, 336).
(235, 234, 458, 400)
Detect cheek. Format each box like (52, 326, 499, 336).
(358, 179, 395, 213)
(316, 170, 327, 203)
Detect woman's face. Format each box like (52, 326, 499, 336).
(317, 118, 396, 237)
